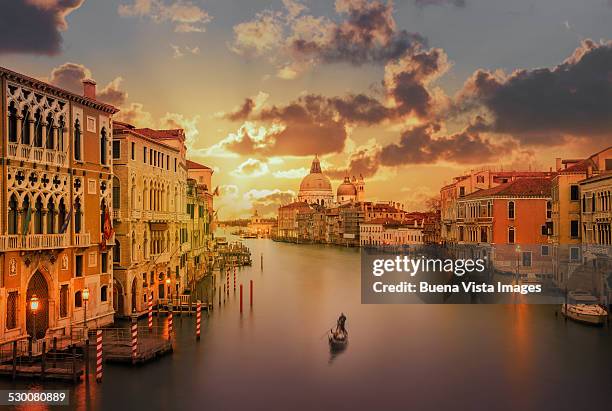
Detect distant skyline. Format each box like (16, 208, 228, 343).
(2, 0, 611, 218)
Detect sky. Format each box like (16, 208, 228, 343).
(1, 0, 611, 219)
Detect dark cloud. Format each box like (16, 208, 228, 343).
(49, 62, 91, 93)
(0, 0, 83, 55)
(380, 123, 510, 165)
(415, 0, 466, 7)
(289, 0, 425, 66)
(98, 77, 128, 106)
(225, 98, 255, 121)
(457, 39, 612, 145)
(326, 146, 382, 179)
(247, 190, 295, 217)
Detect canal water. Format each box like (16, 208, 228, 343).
(3, 234, 612, 410)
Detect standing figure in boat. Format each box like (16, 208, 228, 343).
(329, 313, 348, 351)
(337, 313, 347, 334)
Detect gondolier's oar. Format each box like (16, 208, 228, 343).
(319, 324, 336, 339)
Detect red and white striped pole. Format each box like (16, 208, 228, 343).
(148, 293, 153, 331)
(196, 301, 201, 340)
(226, 270, 229, 295)
(168, 310, 173, 340)
(131, 318, 138, 364)
(233, 267, 236, 292)
(96, 329, 103, 383)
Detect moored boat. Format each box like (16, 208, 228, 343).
(561, 303, 608, 325)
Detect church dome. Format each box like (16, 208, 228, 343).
(337, 177, 357, 196)
(300, 173, 332, 191)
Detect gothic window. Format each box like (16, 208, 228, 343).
(58, 199, 67, 232)
(74, 198, 82, 234)
(34, 110, 43, 147)
(22, 107, 31, 145)
(100, 127, 108, 165)
(508, 201, 515, 219)
(47, 197, 56, 234)
(6, 291, 18, 329)
(8, 194, 18, 235)
(34, 196, 44, 234)
(58, 116, 65, 151)
(8, 102, 18, 143)
(114, 240, 121, 263)
(45, 112, 54, 149)
(113, 177, 121, 209)
(74, 119, 82, 161)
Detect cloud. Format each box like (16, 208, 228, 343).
(231, 158, 270, 178)
(159, 112, 200, 149)
(48, 62, 128, 106)
(326, 142, 382, 179)
(170, 43, 200, 58)
(379, 123, 512, 165)
(272, 167, 309, 179)
(98, 77, 128, 106)
(244, 188, 296, 216)
(115, 102, 153, 126)
(118, 0, 212, 33)
(456, 39, 612, 146)
(414, 0, 466, 7)
(230, 0, 426, 78)
(0, 0, 84, 55)
(48, 62, 92, 93)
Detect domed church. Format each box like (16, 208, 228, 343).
(298, 155, 366, 206)
(298, 155, 334, 206)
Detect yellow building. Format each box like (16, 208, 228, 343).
(1, 66, 118, 345)
(551, 148, 612, 287)
(111, 122, 189, 316)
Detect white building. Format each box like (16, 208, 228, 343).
(360, 218, 425, 246)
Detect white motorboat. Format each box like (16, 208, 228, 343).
(561, 303, 608, 325)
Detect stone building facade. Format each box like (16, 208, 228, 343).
(1, 67, 118, 344)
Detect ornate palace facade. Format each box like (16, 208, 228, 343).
(1, 67, 118, 344)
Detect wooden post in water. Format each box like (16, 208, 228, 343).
(84, 338, 90, 382)
(261, 253, 263, 270)
(28, 336, 32, 360)
(148, 293, 153, 331)
(168, 310, 174, 340)
(250, 280, 253, 307)
(52, 337, 57, 368)
(96, 329, 103, 383)
(240, 284, 243, 314)
(12, 341, 17, 380)
(234, 267, 236, 292)
(41, 341, 46, 380)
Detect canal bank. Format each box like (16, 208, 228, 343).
(2, 234, 612, 410)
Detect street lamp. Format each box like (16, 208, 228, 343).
(82, 287, 90, 332)
(166, 278, 172, 307)
(30, 295, 39, 342)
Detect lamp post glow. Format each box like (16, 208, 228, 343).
(83, 287, 90, 331)
(515, 245, 521, 283)
(30, 295, 39, 342)
(166, 278, 171, 306)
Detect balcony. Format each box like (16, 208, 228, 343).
(131, 209, 142, 219)
(7, 143, 67, 168)
(74, 232, 91, 247)
(0, 234, 69, 251)
(113, 210, 122, 221)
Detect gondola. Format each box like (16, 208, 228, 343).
(328, 329, 348, 351)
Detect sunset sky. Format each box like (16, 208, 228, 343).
(2, 0, 612, 218)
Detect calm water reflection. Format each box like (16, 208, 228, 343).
(3, 235, 612, 410)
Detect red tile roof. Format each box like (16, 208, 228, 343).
(135, 128, 184, 140)
(186, 159, 212, 170)
(463, 177, 552, 199)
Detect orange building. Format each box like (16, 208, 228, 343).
(1, 67, 118, 346)
(457, 178, 553, 280)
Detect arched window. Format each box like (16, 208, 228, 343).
(74, 119, 82, 161)
(114, 240, 121, 263)
(34, 196, 44, 234)
(58, 199, 67, 233)
(45, 112, 54, 149)
(508, 201, 515, 219)
(47, 197, 55, 234)
(508, 227, 515, 244)
(22, 107, 31, 145)
(113, 177, 121, 209)
(58, 116, 65, 151)
(74, 198, 82, 234)
(100, 127, 107, 165)
(8, 194, 18, 234)
(75, 291, 83, 308)
(34, 110, 43, 147)
(131, 234, 136, 262)
(8, 102, 18, 143)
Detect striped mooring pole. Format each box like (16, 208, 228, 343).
(96, 329, 103, 383)
(196, 301, 202, 340)
(148, 293, 153, 331)
(226, 270, 229, 294)
(233, 267, 236, 292)
(131, 317, 138, 364)
(168, 310, 173, 340)
(240, 284, 243, 314)
(250, 279, 253, 307)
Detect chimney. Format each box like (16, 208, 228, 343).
(555, 157, 562, 171)
(83, 79, 97, 99)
